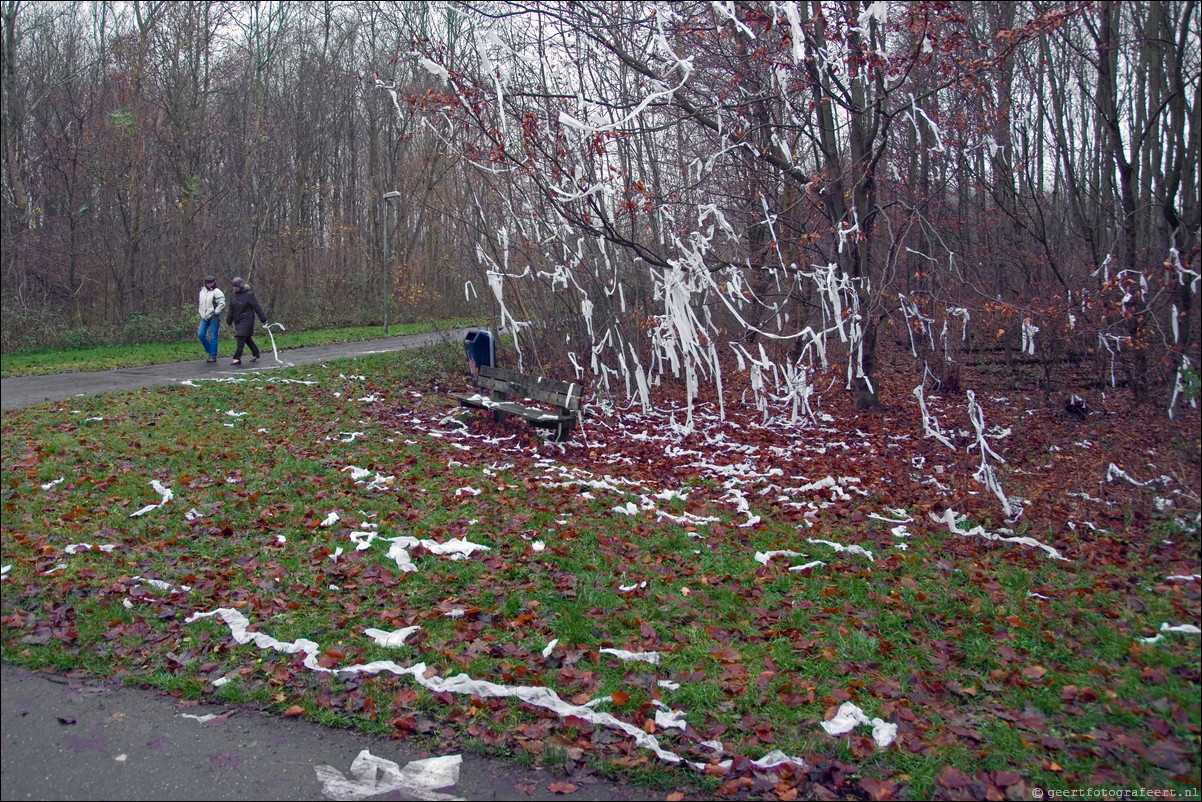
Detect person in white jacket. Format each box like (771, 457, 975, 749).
(197, 275, 227, 363)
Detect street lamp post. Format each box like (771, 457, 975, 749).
(382, 191, 401, 335)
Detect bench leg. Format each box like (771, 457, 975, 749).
(491, 390, 509, 423)
(553, 420, 573, 442)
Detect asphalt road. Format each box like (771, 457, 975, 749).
(0, 664, 657, 801)
(0, 328, 474, 411)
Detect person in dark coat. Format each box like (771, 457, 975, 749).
(225, 277, 267, 365)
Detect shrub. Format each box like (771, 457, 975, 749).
(60, 328, 95, 350)
(121, 307, 193, 344)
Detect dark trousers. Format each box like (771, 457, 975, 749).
(233, 336, 260, 359)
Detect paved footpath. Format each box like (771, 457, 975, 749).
(2, 329, 683, 801)
(1, 328, 474, 411)
(1, 664, 656, 801)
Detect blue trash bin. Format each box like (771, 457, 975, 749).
(464, 330, 494, 375)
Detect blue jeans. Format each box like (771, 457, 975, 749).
(197, 316, 220, 358)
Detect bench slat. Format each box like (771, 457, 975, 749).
(447, 391, 565, 417)
(449, 393, 575, 432)
(477, 366, 581, 410)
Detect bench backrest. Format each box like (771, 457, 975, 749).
(476, 365, 582, 412)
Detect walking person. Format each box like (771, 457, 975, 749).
(197, 275, 226, 363)
(226, 277, 267, 365)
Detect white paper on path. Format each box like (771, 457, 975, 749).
(40, 477, 65, 490)
(542, 638, 558, 658)
(315, 749, 463, 801)
(320, 512, 341, 528)
(819, 701, 897, 748)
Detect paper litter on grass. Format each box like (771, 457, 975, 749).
(186, 607, 802, 773)
(751, 749, 807, 769)
(754, 549, 803, 565)
(133, 575, 190, 593)
(599, 648, 660, 664)
(386, 543, 418, 573)
(655, 708, 689, 731)
(129, 480, 174, 517)
(64, 543, 119, 554)
(930, 509, 1067, 561)
(364, 626, 421, 648)
(1140, 622, 1202, 643)
(819, 701, 897, 748)
(807, 538, 874, 562)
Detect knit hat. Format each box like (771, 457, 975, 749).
(231, 277, 245, 287)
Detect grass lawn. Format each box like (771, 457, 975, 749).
(2, 342, 1198, 800)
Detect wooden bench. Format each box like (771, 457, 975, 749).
(449, 365, 582, 442)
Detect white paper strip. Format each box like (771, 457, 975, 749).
(364, 626, 421, 648)
(599, 648, 660, 664)
(819, 701, 897, 748)
(315, 750, 463, 801)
